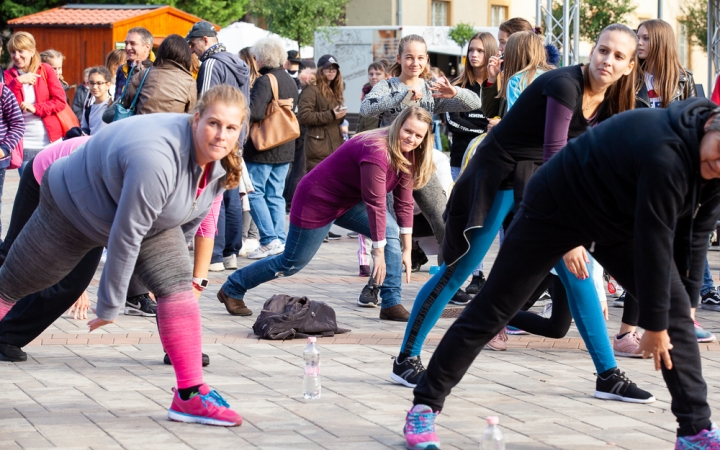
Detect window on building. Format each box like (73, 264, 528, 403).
(491, 5, 508, 27)
(431, 1, 448, 26)
(678, 22, 689, 67)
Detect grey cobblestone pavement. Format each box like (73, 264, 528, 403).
(2, 170, 720, 449)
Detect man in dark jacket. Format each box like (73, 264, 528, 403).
(114, 27, 154, 102)
(406, 98, 720, 449)
(187, 21, 251, 276)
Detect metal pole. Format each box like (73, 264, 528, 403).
(536, 0, 542, 28)
(546, 0, 553, 46)
(397, 0, 402, 25)
(573, 0, 580, 64)
(710, 0, 713, 97)
(657, 0, 662, 19)
(563, 0, 570, 66)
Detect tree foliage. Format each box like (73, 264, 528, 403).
(680, 0, 707, 52)
(550, 0, 636, 44)
(448, 23, 476, 50)
(250, 0, 349, 56)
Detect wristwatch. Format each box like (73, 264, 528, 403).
(192, 277, 209, 288)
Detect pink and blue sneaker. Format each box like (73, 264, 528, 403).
(404, 404, 440, 449)
(168, 384, 242, 427)
(506, 325, 529, 335)
(676, 424, 720, 449)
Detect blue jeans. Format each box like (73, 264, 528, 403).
(432, 121, 442, 151)
(702, 259, 715, 295)
(222, 202, 403, 308)
(211, 188, 244, 264)
(246, 162, 290, 245)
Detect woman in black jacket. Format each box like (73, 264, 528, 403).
(407, 97, 720, 450)
(240, 37, 299, 264)
(446, 32, 496, 181)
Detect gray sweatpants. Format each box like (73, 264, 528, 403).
(0, 176, 192, 310)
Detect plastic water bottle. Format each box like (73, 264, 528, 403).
(302, 337, 321, 399)
(481, 416, 505, 450)
(429, 265, 440, 275)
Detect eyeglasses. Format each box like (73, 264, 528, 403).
(323, 67, 338, 72)
(87, 82, 109, 87)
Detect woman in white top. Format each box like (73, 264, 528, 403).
(80, 67, 112, 135)
(4, 32, 67, 176)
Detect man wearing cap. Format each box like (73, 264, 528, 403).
(186, 21, 250, 100)
(284, 50, 303, 90)
(186, 21, 250, 274)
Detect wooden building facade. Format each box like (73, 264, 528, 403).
(8, 4, 218, 92)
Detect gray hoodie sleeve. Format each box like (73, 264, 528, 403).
(95, 154, 174, 320)
(360, 79, 410, 118)
(432, 86, 482, 115)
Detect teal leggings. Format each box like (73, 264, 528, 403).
(400, 189, 617, 374)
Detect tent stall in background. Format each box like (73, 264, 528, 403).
(218, 21, 314, 59)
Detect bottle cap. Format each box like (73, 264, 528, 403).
(308, 337, 317, 343)
(486, 416, 499, 425)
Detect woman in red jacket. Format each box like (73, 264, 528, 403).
(4, 32, 67, 175)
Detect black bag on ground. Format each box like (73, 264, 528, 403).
(252, 294, 350, 340)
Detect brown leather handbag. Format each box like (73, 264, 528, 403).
(250, 73, 300, 151)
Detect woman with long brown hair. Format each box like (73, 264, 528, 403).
(220, 106, 435, 319)
(298, 54, 345, 171)
(397, 27, 655, 428)
(238, 46, 260, 88)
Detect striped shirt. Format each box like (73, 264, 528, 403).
(0, 85, 25, 156)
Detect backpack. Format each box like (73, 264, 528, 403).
(252, 294, 350, 340)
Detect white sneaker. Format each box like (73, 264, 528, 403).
(208, 262, 225, 272)
(239, 239, 259, 257)
(247, 239, 284, 260)
(223, 254, 238, 270)
(539, 302, 553, 319)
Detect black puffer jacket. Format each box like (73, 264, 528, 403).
(446, 81, 488, 167)
(636, 69, 697, 108)
(244, 67, 299, 164)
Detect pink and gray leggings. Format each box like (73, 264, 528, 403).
(0, 180, 203, 389)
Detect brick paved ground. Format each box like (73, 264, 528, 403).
(1, 169, 720, 449)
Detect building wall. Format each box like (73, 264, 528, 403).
(345, 0, 395, 26)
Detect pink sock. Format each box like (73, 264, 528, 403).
(0, 298, 14, 321)
(157, 291, 204, 389)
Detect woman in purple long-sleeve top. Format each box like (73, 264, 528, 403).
(220, 106, 436, 320)
(0, 78, 26, 238)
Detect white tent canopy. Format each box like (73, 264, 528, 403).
(217, 22, 314, 58)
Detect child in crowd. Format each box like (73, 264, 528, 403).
(81, 67, 113, 135)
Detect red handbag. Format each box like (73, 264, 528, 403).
(39, 65, 79, 135)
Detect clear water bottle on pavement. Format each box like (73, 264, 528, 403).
(481, 416, 505, 450)
(303, 336, 321, 399)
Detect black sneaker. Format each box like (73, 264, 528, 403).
(410, 241, 429, 272)
(358, 278, 379, 307)
(594, 368, 655, 403)
(701, 289, 720, 311)
(0, 343, 27, 362)
(124, 294, 157, 317)
(327, 231, 341, 240)
(612, 291, 626, 308)
(449, 289, 472, 305)
(465, 273, 486, 295)
(391, 355, 426, 388)
(164, 353, 210, 367)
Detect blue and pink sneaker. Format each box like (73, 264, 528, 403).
(404, 404, 440, 449)
(506, 326, 529, 335)
(168, 384, 242, 427)
(676, 424, 720, 449)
